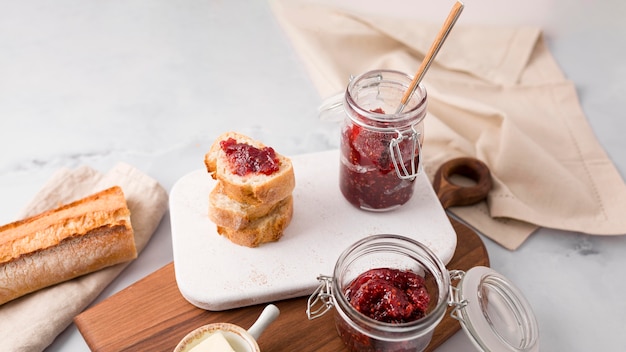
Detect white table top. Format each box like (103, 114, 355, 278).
(1, 1, 624, 351)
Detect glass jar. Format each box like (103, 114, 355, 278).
(307, 234, 539, 352)
(337, 69, 427, 211)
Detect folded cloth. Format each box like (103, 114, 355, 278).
(0, 163, 168, 352)
(270, 0, 626, 249)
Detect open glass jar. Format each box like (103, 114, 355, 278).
(307, 234, 539, 352)
(322, 69, 427, 212)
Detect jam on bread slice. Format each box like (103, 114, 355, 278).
(204, 132, 295, 206)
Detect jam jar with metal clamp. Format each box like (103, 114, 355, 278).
(306, 234, 539, 352)
(320, 69, 427, 212)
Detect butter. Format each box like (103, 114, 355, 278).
(189, 331, 236, 352)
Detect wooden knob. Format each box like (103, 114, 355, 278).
(433, 157, 492, 209)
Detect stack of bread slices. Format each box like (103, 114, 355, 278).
(204, 132, 295, 247)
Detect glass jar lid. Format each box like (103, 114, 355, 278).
(451, 266, 539, 352)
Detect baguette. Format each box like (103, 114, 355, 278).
(0, 186, 136, 305)
(204, 132, 295, 205)
(216, 195, 293, 247)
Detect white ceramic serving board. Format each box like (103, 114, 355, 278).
(170, 149, 456, 311)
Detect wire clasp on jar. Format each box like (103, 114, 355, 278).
(448, 269, 469, 322)
(389, 126, 421, 180)
(306, 275, 335, 320)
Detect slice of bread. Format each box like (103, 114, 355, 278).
(204, 132, 295, 205)
(216, 195, 293, 247)
(208, 182, 290, 230)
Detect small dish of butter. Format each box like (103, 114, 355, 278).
(174, 304, 280, 352)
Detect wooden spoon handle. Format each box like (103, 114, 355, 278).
(433, 157, 492, 209)
(397, 1, 464, 111)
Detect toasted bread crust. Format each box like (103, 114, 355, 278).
(208, 183, 290, 230)
(215, 164, 295, 205)
(216, 195, 293, 247)
(0, 186, 136, 305)
(0, 186, 132, 263)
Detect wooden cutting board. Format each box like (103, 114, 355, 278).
(74, 216, 489, 352)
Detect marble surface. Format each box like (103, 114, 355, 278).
(1, 1, 625, 351)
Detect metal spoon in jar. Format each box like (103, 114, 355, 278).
(395, 1, 464, 114)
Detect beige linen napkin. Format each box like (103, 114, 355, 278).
(0, 163, 168, 352)
(270, 0, 626, 249)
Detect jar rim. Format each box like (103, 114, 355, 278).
(331, 234, 450, 334)
(344, 69, 427, 130)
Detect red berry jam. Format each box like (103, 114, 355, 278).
(339, 109, 419, 210)
(220, 138, 280, 176)
(345, 268, 430, 324)
(335, 267, 432, 352)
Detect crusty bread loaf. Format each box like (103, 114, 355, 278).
(204, 131, 295, 205)
(0, 186, 136, 305)
(216, 195, 293, 247)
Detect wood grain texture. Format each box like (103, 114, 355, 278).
(433, 157, 492, 209)
(74, 216, 489, 352)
